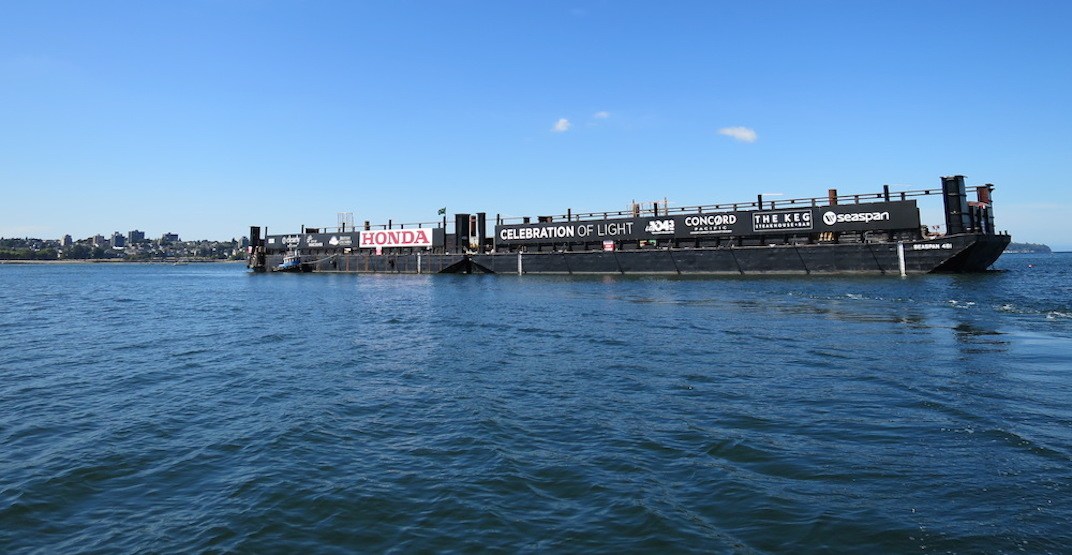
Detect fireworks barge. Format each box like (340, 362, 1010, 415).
(247, 175, 1010, 276)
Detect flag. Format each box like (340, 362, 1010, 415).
(437, 207, 446, 215)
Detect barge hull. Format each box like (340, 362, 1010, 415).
(262, 253, 470, 274)
(470, 234, 1009, 276)
(257, 234, 1008, 276)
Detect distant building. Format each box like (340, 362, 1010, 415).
(161, 232, 179, 244)
(61, 235, 73, 247)
(111, 232, 126, 248)
(240, 236, 250, 248)
(128, 229, 145, 243)
(92, 234, 106, 247)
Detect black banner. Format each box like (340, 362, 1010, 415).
(812, 201, 919, 233)
(495, 201, 919, 245)
(265, 228, 446, 250)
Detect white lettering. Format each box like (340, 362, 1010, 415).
(823, 210, 892, 226)
(684, 214, 737, 227)
(644, 219, 675, 234)
(912, 243, 954, 251)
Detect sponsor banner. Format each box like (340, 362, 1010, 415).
(752, 209, 813, 232)
(497, 217, 650, 244)
(815, 200, 919, 233)
(681, 212, 738, 236)
(267, 233, 361, 249)
(497, 213, 741, 245)
(497, 202, 919, 244)
(359, 228, 434, 248)
(266, 228, 441, 250)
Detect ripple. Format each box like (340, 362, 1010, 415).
(1, 262, 1071, 553)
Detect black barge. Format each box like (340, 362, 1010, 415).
(247, 175, 1010, 276)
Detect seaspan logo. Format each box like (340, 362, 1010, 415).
(645, 219, 675, 235)
(823, 211, 891, 226)
(359, 229, 433, 248)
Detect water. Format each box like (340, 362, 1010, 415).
(1, 255, 1070, 553)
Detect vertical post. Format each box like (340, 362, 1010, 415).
(476, 212, 487, 253)
(417, 251, 422, 274)
(897, 241, 907, 276)
(941, 175, 970, 235)
(517, 251, 523, 275)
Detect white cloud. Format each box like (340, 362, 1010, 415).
(718, 126, 758, 143)
(552, 118, 571, 132)
(593, 111, 610, 119)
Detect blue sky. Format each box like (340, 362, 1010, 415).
(2, 0, 1070, 249)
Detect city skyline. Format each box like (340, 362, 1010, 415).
(3, 1, 1070, 249)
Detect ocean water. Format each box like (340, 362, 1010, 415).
(1, 254, 1070, 553)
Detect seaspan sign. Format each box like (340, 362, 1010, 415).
(817, 201, 919, 233)
(359, 229, 433, 248)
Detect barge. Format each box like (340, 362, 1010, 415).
(247, 175, 1010, 276)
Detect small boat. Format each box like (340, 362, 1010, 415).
(275, 250, 307, 272)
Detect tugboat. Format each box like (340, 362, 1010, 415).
(275, 249, 308, 272)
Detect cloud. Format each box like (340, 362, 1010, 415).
(552, 118, 571, 132)
(718, 126, 757, 143)
(593, 111, 610, 119)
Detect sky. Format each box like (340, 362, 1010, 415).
(2, 0, 1070, 249)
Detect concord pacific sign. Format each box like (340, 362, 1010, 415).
(684, 214, 738, 227)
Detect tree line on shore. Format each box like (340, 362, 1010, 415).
(0, 237, 248, 261)
(1006, 242, 1052, 254)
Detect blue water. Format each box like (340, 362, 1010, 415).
(1, 255, 1070, 553)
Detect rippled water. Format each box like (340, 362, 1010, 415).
(2, 255, 1070, 553)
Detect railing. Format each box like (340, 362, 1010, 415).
(299, 219, 446, 234)
(497, 188, 941, 224)
(287, 187, 943, 231)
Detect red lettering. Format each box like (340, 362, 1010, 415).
(359, 228, 433, 248)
